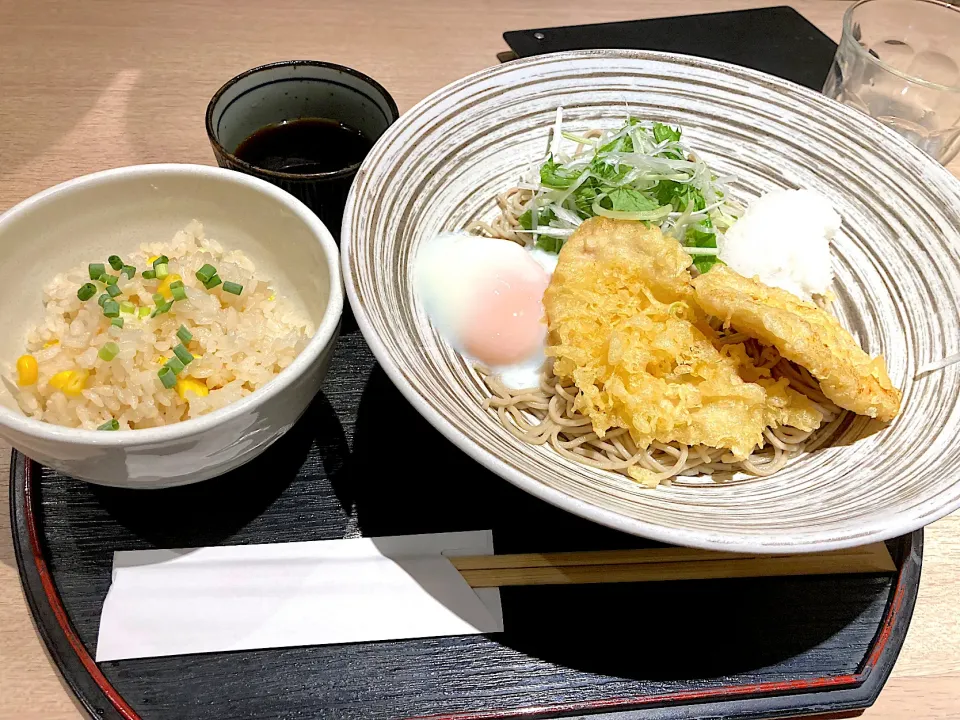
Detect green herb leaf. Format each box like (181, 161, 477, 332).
(652, 123, 682, 144)
(693, 256, 720, 274)
(606, 187, 659, 213)
(539, 157, 580, 189)
(518, 207, 556, 231)
(534, 235, 564, 253)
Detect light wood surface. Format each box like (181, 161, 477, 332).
(0, 1, 958, 718)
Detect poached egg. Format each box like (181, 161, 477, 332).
(415, 233, 553, 388)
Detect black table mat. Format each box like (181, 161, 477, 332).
(503, 6, 837, 91)
(13, 328, 921, 719)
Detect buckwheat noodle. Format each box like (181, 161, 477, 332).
(468, 187, 847, 486)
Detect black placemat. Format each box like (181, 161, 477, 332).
(503, 6, 837, 92)
(12, 326, 922, 720)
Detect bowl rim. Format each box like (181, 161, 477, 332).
(0, 163, 344, 446)
(342, 48, 960, 553)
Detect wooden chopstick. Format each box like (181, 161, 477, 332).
(447, 542, 895, 588)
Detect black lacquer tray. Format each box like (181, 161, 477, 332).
(9, 9, 923, 719)
(11, 324, 922, 720)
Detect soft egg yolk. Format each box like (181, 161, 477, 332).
(461, 265, 549, 366)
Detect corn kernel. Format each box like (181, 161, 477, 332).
(156, 273, 182, 300)
(176, 377, 209, 400)
(147, 255, 160, 265)
(267, 294, 276, 302)
(16, 355, 38, 386)
(49, 369, 89, 396)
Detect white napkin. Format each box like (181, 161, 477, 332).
(96, 530, 503, 661)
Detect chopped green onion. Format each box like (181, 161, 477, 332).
(165, 356, 185, 375)
(169, 280, 184, 289)
(88, 263, 105, 280)
(150, 301, 173, 318)
(121, 265, 136, 279)
(120, 301, 135, 314)
(173, 344, 194, 365)
(152, 292, 165, 305)
(203, 274, 222, 290)
(98, 293, 110, 307)
(108, 255, 124, 271)
(222, 281, 243, 296)
(111, 317, 124, 328)
(152, 255, 169, 268)
(77, 283, 97, 301)
(176, 325, 193, 343)
(142, 269, 156, 280)
(98, 342, 120, 361)
(155, 263, 169, 279)
(97, 419, 120, 431)
(157, 366, 177, 389)
(102, 300, 120, 318)
(103, 274, 119, 286)
(98, 273, 110, 283)
(106, 284, 122, 298)
(138, 306, 151, 319)
(171, 285, 187, 301)
(195, 264, 218, 283)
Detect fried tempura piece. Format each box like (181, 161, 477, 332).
(692, 265, 901, 422)
(543, 218, 822, 475)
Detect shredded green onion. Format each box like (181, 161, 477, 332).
(222, 281, 243, 296)
(103, 274, 118, 286)
(142, 269, 156, 280)
(108, 255, 124, 271)
(121, 265, 136, 279)
(157, 366, 177, 389)
(88, 263, 105, 280)
(153, 255, 169, 268)
(77, 283, 97, 301)
(120, 301, 135, 314)
(152, 292, 165, 305)
(171, 285, 187, 302)
(195, 264, 217, 283)
(151, 301, 173, 318)
(203, 274, 222, 290)
(102, 300, 120, 318)
(165, 356, 185, 375)
(98, 342, 120, 361)
(106, 284, 122, 298)
(138, 306, 151, 319)
(173, 344, 194, 365)
(155, 263, 169, 279)
(176, 325, 193, 343)
(111, 317, 124, 328)
(98, 293, 110, 307)
(97, 419, 120, 431)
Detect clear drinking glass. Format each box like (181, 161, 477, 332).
(823, 0, 960, 163)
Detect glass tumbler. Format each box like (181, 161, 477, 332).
(823, 0, 960, 164)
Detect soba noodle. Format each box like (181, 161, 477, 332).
(470, 187, 847, 486)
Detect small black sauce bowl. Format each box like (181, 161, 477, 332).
(205, 60, 400, 240)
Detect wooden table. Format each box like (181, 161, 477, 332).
(1, 1, 958, 718)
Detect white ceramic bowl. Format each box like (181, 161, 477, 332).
(0, 164, 343, 489)
(342, 50, 960, 553)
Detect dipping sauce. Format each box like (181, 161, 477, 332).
(234, 118, 372, 175)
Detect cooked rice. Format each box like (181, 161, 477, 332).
(12, 220, 313, 430)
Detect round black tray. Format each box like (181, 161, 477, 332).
(11, 329, 922, 720)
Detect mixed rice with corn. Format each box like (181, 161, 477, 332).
(12, 221, 313, 430)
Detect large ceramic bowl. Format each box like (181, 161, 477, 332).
(342, 50, 960, 553)
(0, 164, 343, 489)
